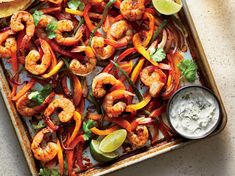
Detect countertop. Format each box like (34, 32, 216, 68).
(0, 0, 234, 175)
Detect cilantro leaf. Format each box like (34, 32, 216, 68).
(32, 10, 43, 26)
(32, 120, 46, 130)
(150, 48, 166, 62)
(67, 0, 85, 10)
(82, 120, 97, 140)
(46, 20, 58, 39)
(39, 168, 59, 176)
(28, 84, 52, 106)
(178, 59, 197, 82)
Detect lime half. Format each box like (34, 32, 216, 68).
(152, 0, 182, 15)
(90, 140, 119, 162)
(99, 129, 127, 153)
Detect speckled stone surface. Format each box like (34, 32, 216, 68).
(0, 0, 234, 175)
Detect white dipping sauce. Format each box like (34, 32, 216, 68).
(168, 87, 220, 139)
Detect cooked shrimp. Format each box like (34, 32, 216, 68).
(25, 39, 51, 75)
(91, 36, 115, 60)
(16, 92, 54, 117)
(37, 15, 56, 28)
(92, 72, 126, 98)
(70, 46, 97, 76)
(31, 128, 59, 162)
(103, 90, 134, 118)
(10, 11, 35, 50)
(55, 20, 85, 46)
(44, 97, 75, 123)
(110, 20, 133, 43)
(120, 0, 145, 21)
(128, 125, 149, 148)
(0, 29, 15, 58)
(140, 66, 166, 97)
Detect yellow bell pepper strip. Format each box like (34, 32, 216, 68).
(42, 60, 64, 79)
(125, 94, 152, 112)
(72, 74, 82, 107)
(66, 111, 82, 146)
(142, 12, 155, 47)
(112, 61, 143, 101)
(91, 126, 119, 135)
(88, 0, 116, 46)
(12, 79, 36, 101)
(65, 8, 103, 19)
(131, 57, 145, 83)
(57, 139, 64, 176)
(109, 118, 132, 132)
(133, 33, 158, 66)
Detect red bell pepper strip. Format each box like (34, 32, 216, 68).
(84, 4, 96, 32)
(91, 126, 119, 135)
(57, 139, 64, 176)
(159, 122, 171, 141)
(66, 150, 74, 176)
(12, 79, 36, 101)
(76, 97, 85, 115)
(114, 14, 124, 21)
(131, 57, 145, 83)
(149, 104, 166, 118)
(72, 74, 82, 107)
(109, 118, 132, 132)
(66, 111, 82, 146)
(76, 142, 86, 171)
(40, 6, 61, 14)
(70, 134, 85, 149)
(151, 123, 159, 144)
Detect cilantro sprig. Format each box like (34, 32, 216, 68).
(83, 119, 97, 140)
(178, 59, 197, 82)
(46, 20, 58, 39)
(28, 84, 52, 106)
(39, 168, 59, 176)
(149, 48, 166, 62)
(32, 10, 43, 26)
(67, 0, 85, 10)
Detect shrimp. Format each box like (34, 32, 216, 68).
(25, 39, 51, 75)
(140, 66, 166, 97)
(44, 97, 75, 123)
(120, 0, 145, 21)
(70, 46, 97, 76)
(16, 92, 55, 117)
(10, 11, 35, 50)
(40, 0, 63, 5)
(110, 20, 133, 43)
(55, 20, 85, 46)
(37, 15, 56, 28)
(92, 72, 126, 98)
(103, 90, 134, 118)
(0, 29, 15, 58)
(91, 36, 115, 60)
(128, 125, 149, 148)
(31, 128, 59, 162)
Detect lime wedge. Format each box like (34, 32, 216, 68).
(152, 0, 182, 15)
(90, 140, 119, 162)
(99, 129, 127, 153)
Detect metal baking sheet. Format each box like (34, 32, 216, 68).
(0, 0, 227, 175)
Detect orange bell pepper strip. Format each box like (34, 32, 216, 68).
(65, 8, 103, 19)
(114, 14, 124, 22)
(133, 33, 158, 66)
(84, 4, 95, 32)
(42, 60, 64, 79)
(109, 118, 132, 132)
(72, 74, 82, 107)
(142, 12, 155, 47)
(66, 111, 82, 146)
(57, 140, 64, 176)
(118, 60, 133, 82)
(12, 79, 36, 101)
(125, 94, 152, 112)
(114, 0, 121, 9)
(131, 57, 145, 83)
(87, 113, 103, 121)
(91, 125, 119, 135)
